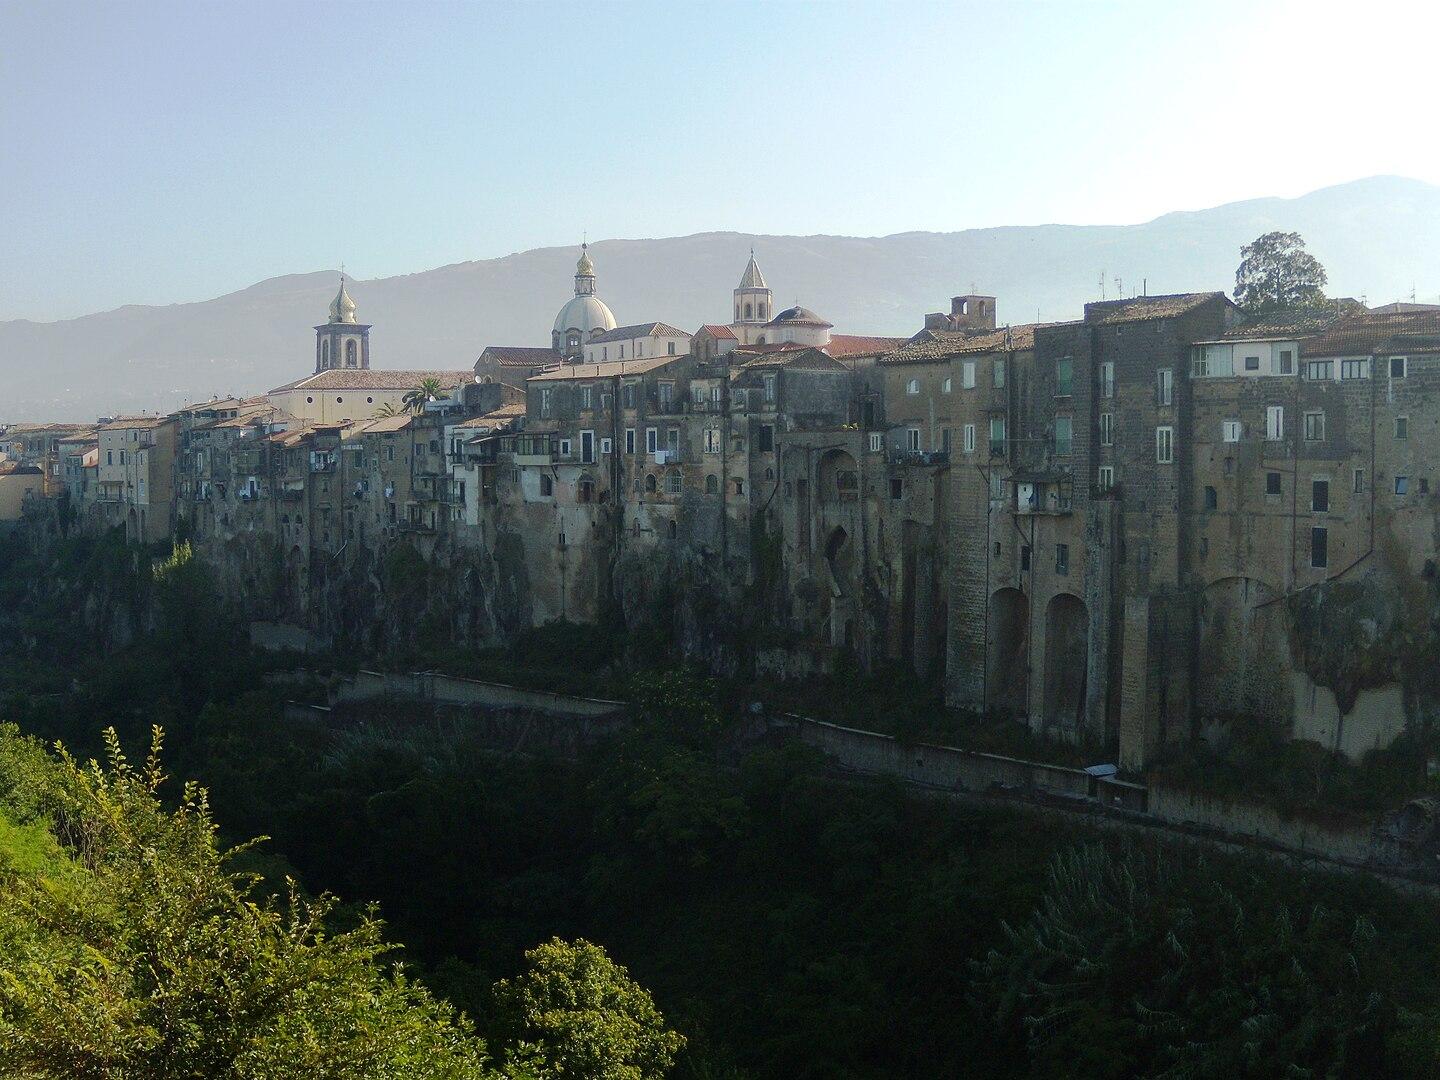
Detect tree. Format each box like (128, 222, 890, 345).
(492, 937, 685, 1080)
(1234, 230, 1329, 314)
(372, 401, 401, 418)
(0, 724, 501, 1079)
(403, 377, 446, 413)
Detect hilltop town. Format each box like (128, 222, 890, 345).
(6, 246, 1440, 773)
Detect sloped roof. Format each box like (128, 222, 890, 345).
(1083, 292, 1229, 325)
(696, 324, 738, 340)
(825, 334, 908, 357)
(100, 414, 176, 431)
(738, 254, 768, 290)
(588, 321, 690, 345)
(477, 345, 562, 367)
(1301, 312, 1440, 358)
(736, 347, 847, 372)
(878, 323, 1055, 364)
(269, 369, 473, 394)
(763, 306, 832, 330)
(354, 414, 415, 434)
(454, 403, 526, 429)
(528, 355, 682, 382)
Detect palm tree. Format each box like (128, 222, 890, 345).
(402, 377, 445, 413)
(371, 401, 400, 419)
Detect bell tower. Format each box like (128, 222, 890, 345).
(314, 274, 371, 373)
(732, 249, 772, 345)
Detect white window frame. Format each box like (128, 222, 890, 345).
(1303, 411, 1325, 442)
(645, 427, 658, 454)
(1390, 356, 1408, 379)
(1099, 361, 1114, 398)
(906, 427, 921, 452)
(1098, 465, 1114, 490)
(942, 376, 953, 393)
(962, 360, 976, 389)
(1099, 412, 1113, 447)
(963, 423, 976, 453)
(1222, 419, 1241, 443)
(600, 437, 613, 456)
(1156, 425, 1174, 464)
(1266, 405, 1284, 441)
(625, 428, 636, 455)
(1156, 368, 1173, 406)
(869, 432, 884, 453)
(906, 378, 920, 395)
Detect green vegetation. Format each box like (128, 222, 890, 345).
(9, 530, 1440, 1077)
(1234, 230, 1330, 315)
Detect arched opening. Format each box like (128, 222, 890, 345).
(705, 474, 718, 494)
(987, 588, 1029, 719)
(1043, 593, 1088, 728)
(758, 302, 767, 320)
(345, 340, 357, 367)
(1196, 576, 1290, 724)
(321, 339, 330, 368)
(668, 519, 678, 540)
(666, 471, 682, 495)
(817, 448, 860, 504)
(644, 474, 657, 493)
(744, 303, 753, 320)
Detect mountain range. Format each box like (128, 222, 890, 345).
(4, 175, 1440, 423)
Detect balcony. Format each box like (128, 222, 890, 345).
(891, 449, 950, 467)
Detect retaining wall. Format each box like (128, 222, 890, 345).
(331, 669, 626, 718)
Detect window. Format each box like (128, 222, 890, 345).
(705, 474, 718, 494)
(1312, 478, 1329, 512)
(942, 377, 953, 394)
(1156, 368, 1173, 406)
(1275, 349, 1294, 375)
(580, 430, 595, 464)
(993, 358, 1006, 388)
(106, 450, 112, 465)
(1266, 471, 1282, 496)
(666, 471, 682, 494)
(644, 474, 657, 493)
(1098, 465, 1114, 490)
(1054, 416, 1073, 456)
(1342, 359, 1370, 380)
(540, 387, 553, 417)
(668, 341, 676, 355)
(581, 386, 592, 409)
(1396, 475, 1409, 496)
(539, 474, 553, 497)
(906, 378, 920, 395)
(758, 425, 774, 453)
(602, 347, 608, 361)
(890, 477, 903, 499)
(623, 383, 637, 409)
(1311, 527, 1328, 569)
(658, 382, 673, 411)
(869, 432, 883, 453)
(734, 479, 744, 495)
(704, 428, 720, 454)
(990, 471, 1004, 500)
(963, 423, 976, 453)
(1056, 357, 1073, 396)
(1190, 347, 1209, 378)
(618, 345, 625, 359)
(963, 360, 976, 389)
(1099, 361, 1114, 398)
(558, 438, 571, 457)
(1266, 405, 1284, 441)
(1244, 354, 1260, 371)
(1155, 425, 1173, 464)
(763, 374, 776, 404)
(1396, 416, 1409, 440)
(1390, 356, 1408, 379)
(666, 428, 680, 455)
(1020, 545, 1031, 571)
(1055, 543, 1070, 576)
(646, 428, 658, 453)
(625, 428, 636, 455)
(1204, 485, 1217, 510)
(989, 416, 1006, 456)
(386, 445, 395, 462)
(1354, 468, 1365, 493)
(1303, 360, 1333, 381)
(1222, 419, 1241, 443)
(1099, 412, 1113, 446)
(578, 479, 594, 503)
(600, 437, 612, 455)
(119, 450, 126, 464)
(941, 428, 953, 454)
(1303, 411, 1325, 441)
(906, 427, 921, 452)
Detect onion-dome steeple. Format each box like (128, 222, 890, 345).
(328, 275, 358, 324)
(574, 242, 596, 296)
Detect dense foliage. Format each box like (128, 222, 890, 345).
(1234, 230, 1329, 315)
(8, 529, 1440, 1077)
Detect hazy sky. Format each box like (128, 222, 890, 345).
(4, 0, 1439, 322)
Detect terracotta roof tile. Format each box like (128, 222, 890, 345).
(825, 334, 908, 357)
(477, 346, 562, 367)
(878, 323, 1057, 363)
(696, 324, 738, 340)
(528, 355, 682, 382)
(1083, 292, 1228, 325)
(588, 322, 690, 344)
(269, 369, 473, 394)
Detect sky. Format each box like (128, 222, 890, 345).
(4, 0, 1440, 323)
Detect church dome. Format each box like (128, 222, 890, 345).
(765, 305, 832, 329)
(577, 248, 595, 277)
(553, 294, 617, 337)
(328, 277, 357, 324)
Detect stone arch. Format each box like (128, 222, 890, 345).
(817, 447, 860, 504)
(1195, 575, 1291, 724)
(987, 587, 1029, 718)
(1043, 593, 1088, 728)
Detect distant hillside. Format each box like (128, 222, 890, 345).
(5, 175, 1440, 422)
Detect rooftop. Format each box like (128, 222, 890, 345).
(878, 323, 1054, 364)
(1083, 292, 1228, 325)
(477, 345, 563, 367)
(528, 355, 682, 382)
(763, 306, 833, 330)
(696, 324, 738, 340)
(588, 321, 691, 345)
(825, 334, 909, 358)
(269, 369, 473, 394)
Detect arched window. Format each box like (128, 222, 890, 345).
(321, 340, 330, 368)
(666, 471, 682, 494)
(345, 340, 357, 367)
(567, 332, 580, 350)
(758, 303, 767, 319)
(645, 474, 657, 493)
(744, 303, 753, 320)
(705, 474, 718, 494)
(735, 305, 741, 321)
(668, 519, 678, 540)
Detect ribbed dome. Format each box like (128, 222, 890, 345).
(577, 247, 595, 277)
(328, 277, 357, 324)
(553, 293, 617, 336)
(766, 305, 832, 329)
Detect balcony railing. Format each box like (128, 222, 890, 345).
(891, 449, 950, 467)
